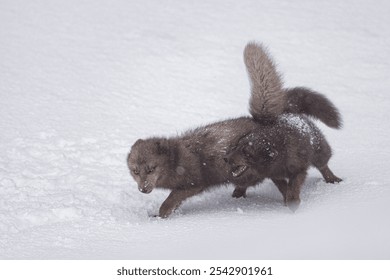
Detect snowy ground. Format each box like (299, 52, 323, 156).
(1, 0, 390, 259)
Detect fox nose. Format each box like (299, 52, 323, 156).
(138, 181, 152, 194)
(138, 186, 150, 193)
(139, 187, 148, 193)
(223, 157, 228, 163)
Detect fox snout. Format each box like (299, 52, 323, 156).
(138, 181, 153, 194)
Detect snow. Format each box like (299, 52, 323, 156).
(279, 113, 326, 148)
(1, 0, 390, 259)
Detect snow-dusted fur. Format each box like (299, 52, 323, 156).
(284, 87, 342, 129)
(224, 114, 342, 212)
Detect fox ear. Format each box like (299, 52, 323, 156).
(131, 139, 144, 151)
(133, 139, 144, 146)
(155, 140, 169, 155)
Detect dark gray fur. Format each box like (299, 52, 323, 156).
(224, 114, 342, 212)
(127, 41, 342, 217)
(284, 87, 342, 129)
(127, 117, 259, 218)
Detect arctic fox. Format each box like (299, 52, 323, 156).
(127, 42, 341, 217)
(224, 114, 341, 212)
(226, 42, 341, 211)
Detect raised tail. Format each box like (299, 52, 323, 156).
(284, 87, 342, 129)
(244, 42, 286, 123)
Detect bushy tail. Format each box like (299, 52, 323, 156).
(244, 41, 342, 129)
(244, 42, 286, 122)
(284, 87, 342, 129)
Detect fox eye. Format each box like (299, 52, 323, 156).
(133, 169, 140, 175)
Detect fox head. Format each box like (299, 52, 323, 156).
(224, 135, 278, 178)
(127, 138, 174, 194)
(224, 143, 256, 178)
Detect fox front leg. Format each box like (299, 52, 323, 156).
(159, 187, 203, 218)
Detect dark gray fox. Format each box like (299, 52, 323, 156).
(224, 114, 341, 212)
(127, 42, 341, 217)
(225, 43, 341, 211)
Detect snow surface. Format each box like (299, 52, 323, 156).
(1, 0, 390, 259)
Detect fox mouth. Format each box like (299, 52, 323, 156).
(139, 184, 153, 194)
(232, 165, 248, 177)
(139, 188, 152, 194)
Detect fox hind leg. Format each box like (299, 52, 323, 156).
(271, 178, 288, 205)
(319, 165, 342, 183)
(286, 171, 307, 212)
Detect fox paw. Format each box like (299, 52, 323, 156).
(325, 176, 342, 184)
(232, 188, 247, 198)
(286, 198, 301, 213)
